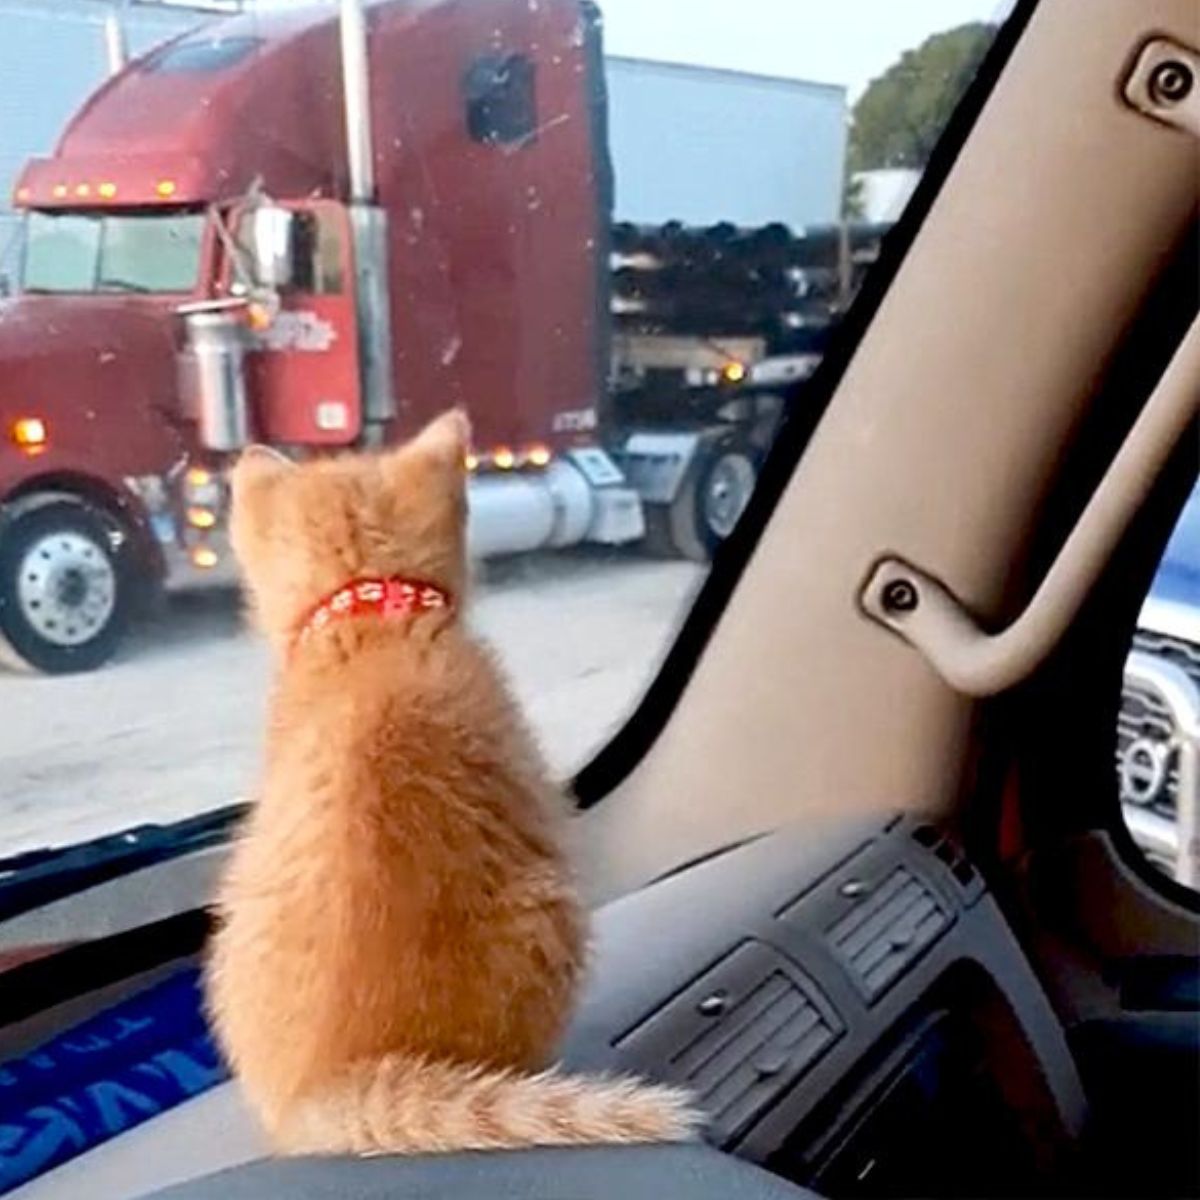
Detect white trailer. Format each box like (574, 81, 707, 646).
(605, 56, 847, 231)
(602, 57, 849, 560)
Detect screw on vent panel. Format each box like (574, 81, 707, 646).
(614, 941, 841, 1146)
(826, 867, 949, 1000)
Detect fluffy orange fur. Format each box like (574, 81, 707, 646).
(205, 410, 699, 1155)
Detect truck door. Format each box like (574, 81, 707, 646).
(243, 200, 363, 446)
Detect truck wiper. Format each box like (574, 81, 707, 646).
(0, 802, 248, 924)
(97, 277, 152, 294)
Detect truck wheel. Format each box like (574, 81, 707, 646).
(645, 439, 758, 562)
(0, 500, 132, 674)
(698, 443, 758, 550)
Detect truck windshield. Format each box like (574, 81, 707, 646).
(22, 210, 204, 294)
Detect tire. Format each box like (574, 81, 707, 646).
(644, 438, 759, 563)
(0, 500, 133, 674)
(640, 501, 685, 559)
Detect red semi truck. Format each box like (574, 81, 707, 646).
(0, 0, 851, 672)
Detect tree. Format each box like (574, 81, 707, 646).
(849, 23, 996, 174)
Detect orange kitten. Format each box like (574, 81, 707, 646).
(205, 410, 699, 1155)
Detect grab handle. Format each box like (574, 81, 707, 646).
(860, 312, 1200, 697)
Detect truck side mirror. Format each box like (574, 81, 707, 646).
(248, 205, 297, 290)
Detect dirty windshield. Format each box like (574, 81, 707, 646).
(23, 211, 205, 293)
(0, 0, 1009, 876)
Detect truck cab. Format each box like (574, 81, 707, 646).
(0, 211, 202, 670)
(0, 0, 644, 673)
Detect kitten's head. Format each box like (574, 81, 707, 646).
(229, 409, 470, 647)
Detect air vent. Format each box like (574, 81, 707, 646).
(827, 866, 948, 1000)
(911, 823, 980, 891)
(615, 941, 840, 1145)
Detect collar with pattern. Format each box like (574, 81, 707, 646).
(293, 575, 452, 650)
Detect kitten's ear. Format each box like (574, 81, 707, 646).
(407, 408, 472, 471)
(231, 444, 294, 490)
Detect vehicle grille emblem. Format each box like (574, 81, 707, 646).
(1119, 736, 1171, 806)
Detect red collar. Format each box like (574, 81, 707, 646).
(293, 575, 452, 650)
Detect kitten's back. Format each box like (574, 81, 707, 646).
(207, 414, 700, 1153)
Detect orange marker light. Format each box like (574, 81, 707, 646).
(75, 183, 92, 199)
(464, 452, 480, 472)
(155, 179, 178, 199)
(526, 444, 552, 467)
(52, 184, 68, 199)
(98, 182, 118, 200)
(14, 187, 31, 205)
(186, 467, 213, 488)
(245, 302, 273, 333)
(191, 546, 219, 569)
(187, 506, 217, 530)
(492, 447, 516, 470)
(11, 417, 48, 452)
(721, 360, 748, 384)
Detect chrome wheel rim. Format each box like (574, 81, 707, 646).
(703, 452, 756, 539)
(16, 530, 117, 647)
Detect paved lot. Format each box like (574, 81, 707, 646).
(0, 553, 702, 859)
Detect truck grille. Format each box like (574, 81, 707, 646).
(1115, 630, 1199, 823)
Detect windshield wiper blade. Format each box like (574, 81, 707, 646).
(0, 803, 247, 923)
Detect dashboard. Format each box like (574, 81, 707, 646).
(562, 813, 1087, 1195)
(13, 813, 1088, 1199)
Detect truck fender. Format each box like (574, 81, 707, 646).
(615, 429, 716, 506)
(2, 488, 88, 523)
(1, 480, 163, 588)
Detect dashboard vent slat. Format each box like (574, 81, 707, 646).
(708, 1017, 831, 1117)
(614, 941, 841, 1146)
(828, 866, 948, 1000)
(685, 985, 810, 1095)
(681, 970, 834, 1140)
(669, 973, 792, 1076)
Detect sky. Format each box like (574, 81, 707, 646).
(594, 0, 1014, 99)
(251, 1, 1015, 101)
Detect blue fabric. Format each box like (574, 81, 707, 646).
(0, 967, 230, 1193)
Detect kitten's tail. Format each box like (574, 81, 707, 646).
(274, 1055, 701, 1155)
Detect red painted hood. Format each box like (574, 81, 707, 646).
(0, 296, 188, 483)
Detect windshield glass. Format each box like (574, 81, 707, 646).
(22, 211, 205, 293)
(0, 0, 1005, 880)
